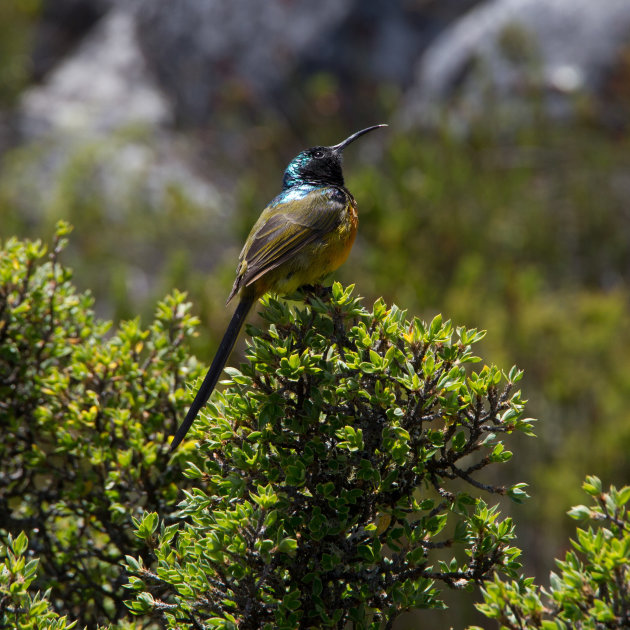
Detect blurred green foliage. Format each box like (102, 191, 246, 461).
(127, 284, 532, 628)
(0, 129, 231, 337)
(472, 475, 630, 628)
(0, 224, 204, 627)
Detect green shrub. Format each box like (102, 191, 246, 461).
(473, 476, 630, 629)
(0, 532, 77, 630)
(0, 223, 202, 627)
(127, 283, 534, 628)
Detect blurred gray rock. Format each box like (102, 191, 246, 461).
(31, 0, 114, 81)
(134, 0, 483, 126)
(22, 8, 171, 137)
(401, 0, 630, 129)
(16, 7, 221, 211)
(298, 0, 481, 85)
(27, 0, 485, 129)
(134, 0, 355, 125)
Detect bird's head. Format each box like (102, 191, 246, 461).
(282, 124, 387, 190)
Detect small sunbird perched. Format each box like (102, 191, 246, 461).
(169, 124, 387, 451)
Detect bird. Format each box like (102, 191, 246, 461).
(169, 124, 387, 451)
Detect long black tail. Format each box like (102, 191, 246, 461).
(169, 292, 256, 451)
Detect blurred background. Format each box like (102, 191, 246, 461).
(2, 0, 630, 627)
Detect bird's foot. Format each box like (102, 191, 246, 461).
(301, 283, 333, 303)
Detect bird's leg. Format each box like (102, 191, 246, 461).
(301, 283, 333, 303)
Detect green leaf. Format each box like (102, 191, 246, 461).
(567, 504, 592, 520)
(617, 486, 630, 506)
(583, 476, 603, 496)
(428, 313, 443, 338)
(11, 531, 28, 556)
(507, 483, 529, 503)
(277, 538, 298, 554)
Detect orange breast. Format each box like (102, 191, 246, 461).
(326, 198, 358, 272)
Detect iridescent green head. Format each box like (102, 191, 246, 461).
(282, 124, 387, 190)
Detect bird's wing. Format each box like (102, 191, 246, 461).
(238, 187, 347, 288)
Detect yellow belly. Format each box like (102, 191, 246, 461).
(258, 200, 358, 296)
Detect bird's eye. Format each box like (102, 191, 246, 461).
(312, 150, 324, 159)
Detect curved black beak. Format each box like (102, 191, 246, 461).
(330, 124, 388, 153)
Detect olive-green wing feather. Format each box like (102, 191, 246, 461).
(229, 187, 347, 300)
